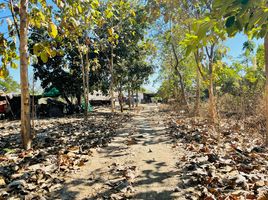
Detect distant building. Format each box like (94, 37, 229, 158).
(142, 93, 156, 103)
(89, 91, 110, 101)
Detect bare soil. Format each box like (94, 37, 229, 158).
(55, 104, 184, 200)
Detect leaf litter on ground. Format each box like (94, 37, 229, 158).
(0, 112, 131, 199)
(166, 110, 268, 200)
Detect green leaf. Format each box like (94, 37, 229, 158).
(48, 22, 58, 38)
(91, 0, 99, 9)
(33, 43, 42, 55)
(108, 28, 114, 36)
(240, 0, 249, 5)
(77, 5, 82, 13)
(51, 50, 57, 57)
(185, 45, 194, 57)
(41, 51, 48, 63)
(105, 9, 113, 19)
(0, 68, 8, 78)
(130, 10, 136, 17)
(10, 62, 17, 69)
(225, 16, 235, 28)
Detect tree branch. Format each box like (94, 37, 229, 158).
(9, 0, 20, 39)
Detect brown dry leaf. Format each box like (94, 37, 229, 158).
(77, 160, 86, 167)
(0, 176, 6, 186)
(0, 155, 8, 162)
(58, 154, 72, 166)
(255, 180, 268, 187)
(68, 146, 80, 153)
(246, 193, 257, 199)
(126, 137, 138, 145)
(257, 192, 268, 200)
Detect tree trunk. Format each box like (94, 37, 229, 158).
(80, 52, 88, 120)
(208, 62, 217, 123)
(118, 86, 123, 113)
(264, 34, 268, 146)
(85, 51, 90, 116)
(63, 93, 72, 106)
(177, 70, 189, 112)
(171, 43, 189, 112)
(31, 78, 36, 139)
(194, 66, 200, 116)
(110, 46, 115, 113)
(128, 88, 131, 108)
(76, 94, 81, 106)
(20, 0, 31, 150)
(136, 90, 139, 107)
(131, 90, 135, 108)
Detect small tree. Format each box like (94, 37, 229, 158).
(212, 0, 268, 144)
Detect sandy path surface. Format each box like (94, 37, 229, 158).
(56, 104, 184, 200)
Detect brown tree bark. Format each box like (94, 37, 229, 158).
(20, 0, 32, 150)
(128, 88, 131, 108)
(80, 52, 88, 120)
(76, 94, 81, 106)
(208, 62, 217, 123)
(194, 66, 200, 116)
(136, 90, 139, 107)
(205, 45, 217, 123)
(171, 43, 189, 112)
(193, 51, 201, 117)
(118, 86, 123, 113)
(131, 90, 135, 108)
(110, 46, 115, 113)
(264, 34, 268, 146)
(85, 51, 90, 118)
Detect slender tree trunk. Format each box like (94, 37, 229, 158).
(80, 52, 88, 120)
(128, 88, 131, 108)
(76, 94, 81, 106)
(85, 51, 90, 116)
(240, 81, 245, 130)
(208, 62, 217, 123)
(136, 90, 139, 107)
(31, 77, 36, 138)
(118, 86, 123, 113)
(171, 43, 189, 112)
(131, 90, 135, 108)
(177, 70, 189, 111)
(110, 46, 115, 113)
(20, 0, 31, 150)
(194, 66, 200, 116)
(264, 34, 268, 146)
(63, 93, 72, 106)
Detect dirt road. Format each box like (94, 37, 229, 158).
(56, 105, 184, 200)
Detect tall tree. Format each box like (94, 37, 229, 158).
(0, 0, 59, 149)
(19, 0, 31, 149)
(212, 0, 268, 144)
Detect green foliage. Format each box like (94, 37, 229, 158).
(212, 0, 268, 39)
(0, 76, 20, 93)
(256, 44, 265, 69)
(0, 0, 61, 78)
